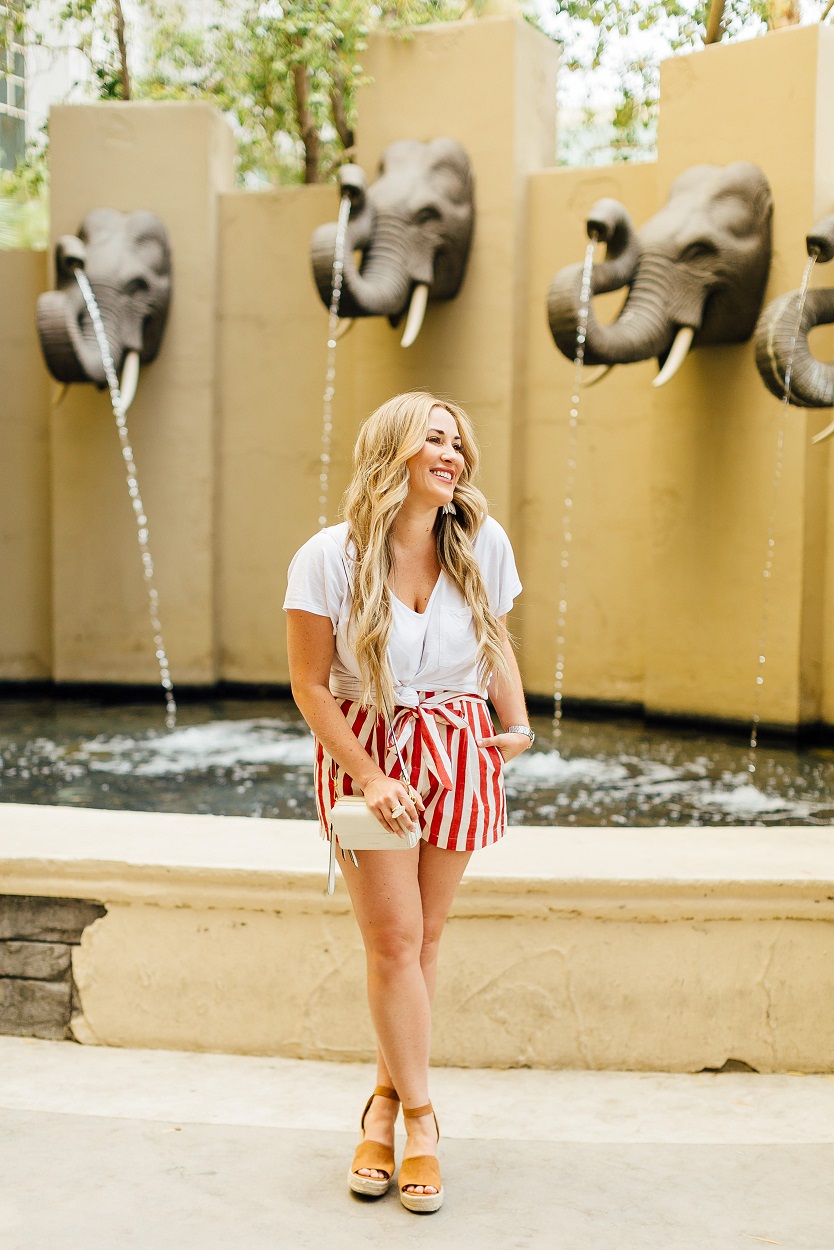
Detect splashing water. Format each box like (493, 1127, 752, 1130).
(553, 236, 597, 742)
(318, 194, 352, 530)
(74, 270, 177, 731)
(747, 251, 818, 776)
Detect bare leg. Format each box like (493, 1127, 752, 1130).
(340, 845, 426, 1179)
(418, 840, 472, 1006)
(341, 840, 471, 1191)
(399, 841, 471, 1194)
(363, 842, 472, 1186)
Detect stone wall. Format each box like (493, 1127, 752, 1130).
(0, 896, 105, 1040)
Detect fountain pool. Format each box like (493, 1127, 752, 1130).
(1, 694, 833, 828)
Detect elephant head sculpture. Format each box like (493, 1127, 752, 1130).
(310, 138, 474, 347)
(754, 213, 834, 442)
(37, 208, 172, 411)
(547, 163, 773, 387)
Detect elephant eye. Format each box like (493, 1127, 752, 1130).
(681, 241, 717, 263)
(125, 276, 150, 296)
(415, 205, 442, 226)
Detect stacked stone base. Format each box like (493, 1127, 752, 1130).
(0, 896, 105, 1039)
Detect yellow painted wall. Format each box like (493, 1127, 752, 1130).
(520, 163, 657, 704)
(47, 103, 235, 685)
(216, 185, 338, 682)
(216, 16, 559, 684)
(4, 22, 834, 730)
(645, 25, 834, 728)
(815, 32, 834, 727)
(0, 250, 52, 679)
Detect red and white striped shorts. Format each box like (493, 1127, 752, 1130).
(314, 691, 507, 852)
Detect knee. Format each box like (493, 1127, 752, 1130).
(366, 927, 422, 977)
(420, 917, 445, 963)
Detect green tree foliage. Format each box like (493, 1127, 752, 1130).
(548, 0, 825, 165)
(4, 0, 828, 248)
(0, 141, 47, 245)
(139, 0, 471, 185)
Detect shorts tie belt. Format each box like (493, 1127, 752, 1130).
(388, 691, 487, 792)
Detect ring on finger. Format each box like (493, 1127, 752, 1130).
(390, 802, 406, 819)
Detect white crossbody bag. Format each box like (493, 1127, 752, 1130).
(327, 694, 421, 892)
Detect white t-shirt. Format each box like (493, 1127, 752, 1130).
(282, 516, 522, 704)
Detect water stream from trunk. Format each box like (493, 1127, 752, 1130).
(317, 194, 352, 530)
(553, 236, 597, 743)
(75, 270, 177, 731)
(747, 250, 818, 778)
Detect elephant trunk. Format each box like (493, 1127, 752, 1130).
(755, 286, 834, 410)
(339, 218, 413, 319)
(311, 212, 415, 320)
(37, 290, 105, 385)
(37, 281, 130, 388)
(549, 252, 681, 368)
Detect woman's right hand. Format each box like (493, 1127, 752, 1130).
(361, 773, 424, 838)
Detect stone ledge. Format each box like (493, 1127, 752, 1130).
(1, 804, 832, 1071)
(1, 804, 832, 922)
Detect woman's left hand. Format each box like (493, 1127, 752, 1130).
(477, 731, 532, 764)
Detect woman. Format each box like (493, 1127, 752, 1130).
(283, 391, 533, 1213)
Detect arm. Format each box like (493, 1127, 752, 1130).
(286, 608, 424, 835)
(480, 616, 533, 763)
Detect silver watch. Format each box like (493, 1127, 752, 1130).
(506, 724, 535, 745)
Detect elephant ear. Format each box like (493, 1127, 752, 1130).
(423, 138, 475, 301)
(696, 163, 773, 346)
(125, 210, 173, 365)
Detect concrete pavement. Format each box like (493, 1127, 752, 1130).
(0, 1038, 832, 1249)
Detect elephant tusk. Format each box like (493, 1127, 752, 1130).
(652, 326, 694, 388)
(580, 365, 613, 388)
(811, 418, 834, 445)
(335, 317, 355, 341)
(400, 283, 429, 348)
(52, 383, 70, 408)
(119, 350, 141, 413)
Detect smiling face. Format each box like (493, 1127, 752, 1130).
(405, 405, 466, 508)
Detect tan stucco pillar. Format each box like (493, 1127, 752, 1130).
(48, 103, 235, 685)
(519, 163, 657, 704)
(336, 16, 559, 530)
(216, 185, 338, 683)
(645, 26, 834, 729)
(0, 251, 52, 679)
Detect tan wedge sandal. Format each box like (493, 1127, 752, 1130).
(399, 1102, 443, 1213)
(348, 1085, 400, 1197)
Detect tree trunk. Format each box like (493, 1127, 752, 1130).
(113, 0, 131, 100)
(704, 0, 725, 44)
(292, 63, 320, 184)
(329, 77, 354, 151)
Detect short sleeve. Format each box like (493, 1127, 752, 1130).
(475, 517, 523, 617)
(282, 530, 349, 633)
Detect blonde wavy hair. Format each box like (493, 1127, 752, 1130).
(342, 390, 511, 711)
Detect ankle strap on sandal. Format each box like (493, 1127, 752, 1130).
(360, 1084, 400, 1132)
(402, 1101, 433, 1118)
